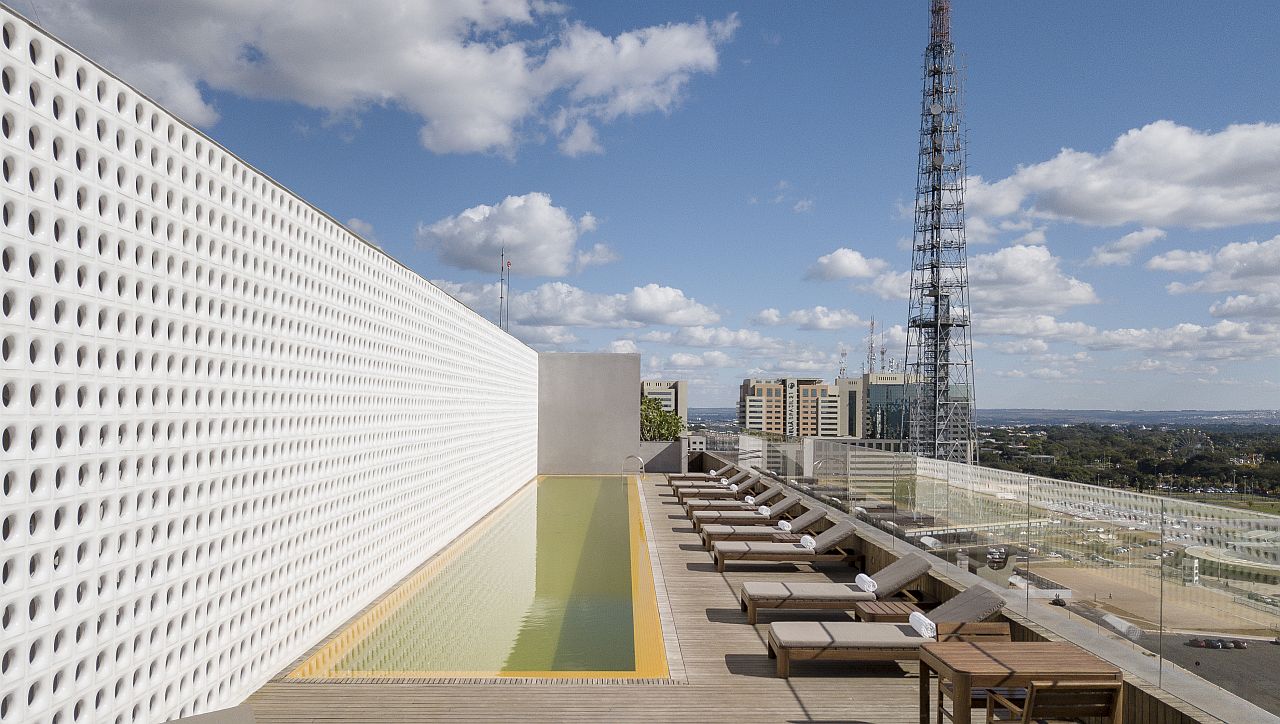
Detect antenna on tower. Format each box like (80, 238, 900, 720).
(837, 345, 849, 380)
(498, 248, 506, 330)
(866, 317, 877, 374)
(902, 0, 978, 463)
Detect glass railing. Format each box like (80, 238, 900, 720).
(724, 432, 1280, 714)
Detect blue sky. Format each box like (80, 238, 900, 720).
(40, 1, 1280, 408)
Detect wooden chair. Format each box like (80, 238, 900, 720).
(985, 679, 1123, 723)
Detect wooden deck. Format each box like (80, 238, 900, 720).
(247, 474, 932, 722)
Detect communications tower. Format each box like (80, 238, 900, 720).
(902, 0, 977, 463)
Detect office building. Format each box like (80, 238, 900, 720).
(738, 378, 839, 437)
(641, 379, 688, 421)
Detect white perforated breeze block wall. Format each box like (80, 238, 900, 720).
(0, 10, 539, 723)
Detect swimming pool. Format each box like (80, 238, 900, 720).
(288, 475, 667, 679)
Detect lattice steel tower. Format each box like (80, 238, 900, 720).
(903, 0, 977, 463)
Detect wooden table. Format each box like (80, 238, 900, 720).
(853, 600, 922, 623)
(918, 641, 1122, 724)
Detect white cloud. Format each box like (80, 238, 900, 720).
(38, 2, 737, 155)
(977, 314, 1096, 340)
(417, 192, 606, 276)
(753, 306, 865, 331)
(806, 248, 889, 280)
(1209, 294, 1280, 319)
(748, 346, 843, 376)
(510, 324, 579, 346)
(862, 270, 912, 301)
(994, 339, 1050, 355)
(645, 326, 783, 351)
(1116, 358, 1218, 376)
(1145, 249, 1213, 273)
(346, 217, 379, 245)
(667, 350, 734, 368)
(434, 279, 718, 328)
(1086, 227, 1165, 267)
(970, 245, 1099, 314)
(792, 199, 814, 213)
(1082, 319, 1280, 360)
(558, 119, 604, 156)
(967, 121, 1280, 228)
(575, 242, 620, 271)
(604, 339, 638, 354)
(1158, 235, 1280, 296)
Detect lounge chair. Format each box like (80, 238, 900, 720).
(684, 484, 782, 514)
(711, 520, 861, 572)
(674, 474, 765, 503)
(690, 493, 801, 531)
(700, 507, 829, 548)
(667, 464, 742, 482)
(737, 551, 933, 623)
(668, 468, 750, 489)
(765, 584, 1008, 677)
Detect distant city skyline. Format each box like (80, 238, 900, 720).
(33, 1, 1280, 409)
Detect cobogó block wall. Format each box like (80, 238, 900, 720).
(0, 8, 539, 722)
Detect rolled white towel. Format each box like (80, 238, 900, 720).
(909, 611, 937, 639)
(728, 483, 738, 492)
(757, 505, 770, 516)
(744, 495, 755, 505)
(719, 477, 729, 485)
(855, 573, 878, 593)
(776, 520, 793, 532)
(710, 467, 722, 475)
(799, 534, 817, 551)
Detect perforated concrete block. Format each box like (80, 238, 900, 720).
(0, 10, 538, 722)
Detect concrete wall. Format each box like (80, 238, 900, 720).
(538, 353, 640, 474)
(0, 9, 538, 722)
(638, 439, 685, 473)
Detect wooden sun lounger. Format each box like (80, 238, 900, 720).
(700, 507, 829, 549)
(711, 520, 861, 572)
(683, 484, 781, 513)
(668, 469, 750, 489)
(738, 551, 933, 623)
(764, 585, 1009, 677)
(674, 475, 765, 503)
(690, 494, 802, 531)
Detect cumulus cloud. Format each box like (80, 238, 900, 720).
(604, 339, 639, 354)
(1209, 294, 1280, 319)
(862, 270, 912, 301)
(642, 326, 783, 351)
(1157, 235, 1280, 296)
(753, 306, 865, 330)
(967, 121, 1280, 228)
(792, 199, 815, 213)
(1146, 249, 1213, 273)
(346, 217, 378, 242)
(1086, 227, 1165, 267)
(38, 1, 737, 155)
(1082, 320, 1280, 360)
(806, 248, 889, 280)
(417, 192, 607, 276)
(667, 351, 735, 368)
(970, 245, 1099, 314)
(993, 339, 1050, 355)
(434, 279, 718, 328)
(575, 242, 620, 271)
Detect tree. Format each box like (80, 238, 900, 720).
(640, 397, 684, 441)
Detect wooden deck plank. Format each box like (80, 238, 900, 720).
(246, 474, 933, 723)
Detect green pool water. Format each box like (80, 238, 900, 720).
(307, 475, 660, 676)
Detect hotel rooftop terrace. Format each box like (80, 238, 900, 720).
(3, 2, 1280, 723)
